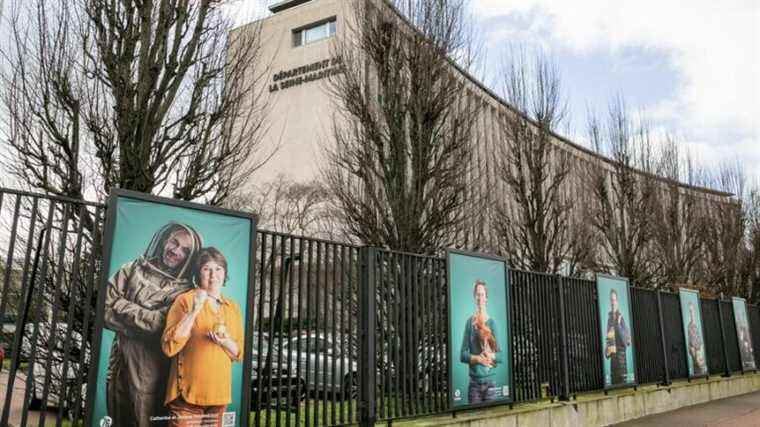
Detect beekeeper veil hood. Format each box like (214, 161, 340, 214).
(143, 222, 203, 280)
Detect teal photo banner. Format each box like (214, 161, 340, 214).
(90, 194, 254, 427)
(596, 275, 636, 389)
(679, 288, 708, 378)
(448, 251, 512, 409)
(732, 297, 756, 371)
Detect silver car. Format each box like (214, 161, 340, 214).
(281, 333, 358, 398)
(251, 332, 303, 408)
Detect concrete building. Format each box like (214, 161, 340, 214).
(232, 0, 735, 255)
(233, 0, 350, 183)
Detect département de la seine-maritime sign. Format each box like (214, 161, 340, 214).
(269, 56, 344, 92)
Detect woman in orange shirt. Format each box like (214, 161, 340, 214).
(161, 247, 244, 427)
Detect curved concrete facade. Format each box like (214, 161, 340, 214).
(232, 0, 734, 230)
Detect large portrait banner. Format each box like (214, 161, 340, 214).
(596, 274, 637, 389)
(447, 250, 513, 410)
(86, 190, 257, 427)
(679, 288, 708, 378)
(732, 297, 756, 372)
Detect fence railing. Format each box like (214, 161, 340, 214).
(0, 189, 104, 427)
(563, 277, 603, 395)
(365, 249, 449, 421)
(0, 188, 758, 427)
(629, 288, 663, 385)
(250, 231, 360, 427)
(661, 292, 688, 380)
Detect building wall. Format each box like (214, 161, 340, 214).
(232, 0, 352, 184)
(231, 0, 735, 245)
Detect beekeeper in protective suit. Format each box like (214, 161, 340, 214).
(104, 222, 203, 427)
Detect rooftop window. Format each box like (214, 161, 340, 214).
(293, 18, 336, 47)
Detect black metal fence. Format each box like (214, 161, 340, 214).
(751, 307, 760, 367)
(630, 288, 666, 385)
(367, 249, 448, 421)
(661, 293, 688, 381)
(510, 271, 563, 401)
(0, 189, 104, 427)
(563, 277, 603, 395)
(721, 300, 743, 374)
(703, 299, 729, 376)
(250, 231, 360, 427)
(0, 188, 759, 427)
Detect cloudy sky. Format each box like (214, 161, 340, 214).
(472, 0, 759, 184)
(228, 0, 759, 183)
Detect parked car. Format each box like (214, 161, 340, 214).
(280, 333, 358, 399)
(251, 332, 304, 408)
(376, 334, 445, 395)
(2, 314, 16, 336)
(415, 335, 447, 394)
(2, 315, 19, 363)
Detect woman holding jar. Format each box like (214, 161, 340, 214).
(161, 247, 244, 427)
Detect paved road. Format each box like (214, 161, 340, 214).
(617, 390, 760, 426)
(0, 371, 56, 427)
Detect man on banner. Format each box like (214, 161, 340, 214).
(104, 223, 203, 427)
(737, 322, 755, 369)
(686, 302, 707, 375)
(605, 289, 631, 385)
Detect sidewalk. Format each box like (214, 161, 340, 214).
(616, 389, 760, 426)
(0, 371, 55, 427)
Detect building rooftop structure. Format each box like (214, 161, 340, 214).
(268, 0, 312, 14)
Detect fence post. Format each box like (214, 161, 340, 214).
(754, 306, 760, 369)
(716, 294, 731, 377)
(359, 247, 377, 427)
(655, 290, 671, 386)
(557, 276, 571, 400)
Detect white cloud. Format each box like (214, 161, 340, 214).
(473, 0, 760, 178)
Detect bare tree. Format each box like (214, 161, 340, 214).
(649, 138, 706, 287)
(0, 0, 270, 206)
(323, 0, 480, 254)
(0, 3, 270, 414)
(746, 185, 760, 303)
(493, 48, 574, 274)
(231, 175, 340, 239)
(695, 162, 747, 296)
(321, 0, 481, 397)
(564, 182, 601, 276)
(585, 98, 659, 287)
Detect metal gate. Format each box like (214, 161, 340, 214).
(0, 189, 104, 427)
